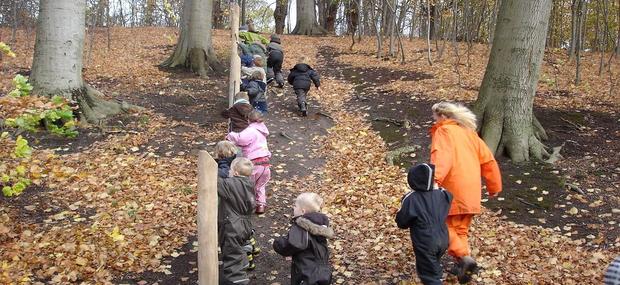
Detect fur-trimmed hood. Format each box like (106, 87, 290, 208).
(294, 212, 334, 239)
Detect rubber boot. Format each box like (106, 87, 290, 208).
(300, 102, 307, 116)
(457, 256, 478, 284)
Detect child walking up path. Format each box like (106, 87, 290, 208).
(226, 110, 272, 214)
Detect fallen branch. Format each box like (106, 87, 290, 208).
(385, 145, 421, 165)
(373, 117, 412, 129)
(317, 111, 334, 120)
(516, 197, 541, 209)
(560, 117, 586, 130)
(279, 131, 294, 141)
(566, 183, 585, 195)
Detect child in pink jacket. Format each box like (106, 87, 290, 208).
(226, 110, 272, 214)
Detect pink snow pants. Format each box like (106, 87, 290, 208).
(251, 162, 271, 206)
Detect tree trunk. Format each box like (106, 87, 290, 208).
(274, 0, 288, 34)
(325, 0, 339, 33)
(241, 0, 247, 24)
(11, 0, 18, 44)
(145, 0, 156, 25)
(292, 0, 327, 35)
(31, 0, 133, 124)
(425, 0, 433, 65)
(161, 0, 223, 76)
(213, 0, 224, 29)
(568, 0, 580, 59)
(473, 0, 553, 162)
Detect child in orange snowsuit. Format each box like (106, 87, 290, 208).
(429, 102, 502, 284)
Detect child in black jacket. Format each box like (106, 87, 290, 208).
(273, 192, 333, 285)
(287, 57, 320, 116)
(396, 163, 453, 285)
(218, 158, 256, 285)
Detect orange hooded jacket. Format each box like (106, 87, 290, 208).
(430, 119, 502, 216)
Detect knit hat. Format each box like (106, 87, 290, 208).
(270, 34, 281, 44)
(407, 163, 435, 192)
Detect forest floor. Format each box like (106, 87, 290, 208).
(0, 27, 619, 284)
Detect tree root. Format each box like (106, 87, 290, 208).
(74, 85, 142, 125)
(373, 117, 412, 129)
(292, 24, 327, 36)
(386, 145, 421, 166)
(544, 142, 565, 164)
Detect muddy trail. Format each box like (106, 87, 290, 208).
(320, 46, 620, 250)
(110, 75, 333, 284)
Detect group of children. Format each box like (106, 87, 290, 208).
(215, 31, 494, 285)
(214, 105, 332, 284)
(238, 33, 321, 117)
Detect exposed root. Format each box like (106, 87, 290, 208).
(292, 24, 327, 36)
(544, 142, 565, 164)
(533, 116, 549, 140)
(74, 85, 142, 125)
(385, 145, 421, 165)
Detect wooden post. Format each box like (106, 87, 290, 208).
(228, 3, 241, 107)
(198, 150, 218, 285)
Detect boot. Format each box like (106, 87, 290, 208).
(457, 256, 478, 284)
(300, 102, 307, 116)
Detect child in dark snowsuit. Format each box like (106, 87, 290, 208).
(221, 92, 253, 132)
(273, 192, 333, 285)
(267, 34, 285, 88)
(287, 57, 320, 116)
(218, 158, 256, 285)
(214, 141, 238, 178)
(242, 70, 268, 114)
(396, 163, 453, 285)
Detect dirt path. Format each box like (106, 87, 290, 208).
(113, 78, 332, 284)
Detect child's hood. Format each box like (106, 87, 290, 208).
(249, 122, 269, 136)
(407, 163, 435, 192)
(294, 212, 334, 238)
(292, 63, 313, 72)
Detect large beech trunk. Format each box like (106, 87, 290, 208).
(292, 0, 327, 35)
(160, 0, 223, 76)
(30, 0, 133, 124)
(473, 0, 553, 162)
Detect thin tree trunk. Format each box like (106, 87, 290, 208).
(474, 0, 553, 162)
(569, 0, 580, 59)
(11, 0, 18, 44)
(409, 0, 417, 40)
(274, 0, 288, 34)
(388, 0, 397, 56)
(425, 0, 432, 65)
(575, 0, 585, 84)
(106, 0, 111, 51)
(118, 0, 125, 26)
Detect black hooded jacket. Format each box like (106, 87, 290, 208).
(396, 163, 452, 252)
(287, 64, 321, 91)
(273, 212, 333, 285)
(216, 155, 236, 178)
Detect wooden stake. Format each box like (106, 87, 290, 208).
(228, 3, 241, 107)
(198, 150, 218, 285)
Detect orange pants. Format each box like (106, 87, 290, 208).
(446, 214, 474, 258)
